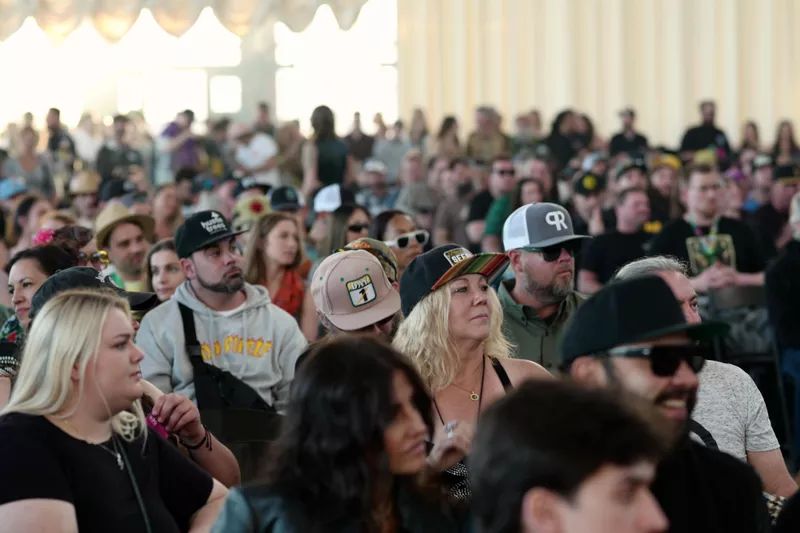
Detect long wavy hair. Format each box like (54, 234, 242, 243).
(393, 282, 510, 393)
(321, 205, 370, 256)
(243, 213, 304, 286)
(263, 335, 434, 532)
(3, 289, 146, 441)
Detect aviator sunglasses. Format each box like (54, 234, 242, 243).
(598, 344, 708, 377)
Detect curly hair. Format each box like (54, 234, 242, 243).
(393, 284, 510, 393)
(262, 335, 434, 532)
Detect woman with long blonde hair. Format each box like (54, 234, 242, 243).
(394, 244, 551, 500)
(243, 212, 317, 341)
(0, 289, 227, 532)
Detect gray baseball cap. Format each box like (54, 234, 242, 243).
(502, 203, 590, 251)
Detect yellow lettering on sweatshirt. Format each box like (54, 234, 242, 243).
(200, 337, 274, 359)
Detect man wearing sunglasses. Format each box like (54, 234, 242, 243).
(499, 203, 589, 370)
(560, 275, 771, 533)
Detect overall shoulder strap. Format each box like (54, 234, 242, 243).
(490, 358, 513, 391)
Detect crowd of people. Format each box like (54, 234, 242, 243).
(0, 98, 796, 532)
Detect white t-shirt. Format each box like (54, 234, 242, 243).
(235, 133, 279, 188)
(691, 360, 780, 460)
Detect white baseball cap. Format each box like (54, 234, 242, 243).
(312, 184, 356, 213)
(502, 203, 590, 251)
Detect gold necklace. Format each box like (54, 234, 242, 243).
(449, 357, 487, 402)
(62, 419, 124, 470)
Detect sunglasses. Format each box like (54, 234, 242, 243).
(79, 250, 110, 268)
(384, 230, 429, 250)
(354, 313, 394, 333)
(347, 223, 370, 233)
(603, 344, 708, 377)
(495, 168, 515, 176)
(526, 242, 581, 262)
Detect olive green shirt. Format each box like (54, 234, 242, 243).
(498, 279, 587, 371)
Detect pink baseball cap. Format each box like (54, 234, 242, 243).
(311, 250, 400, 331)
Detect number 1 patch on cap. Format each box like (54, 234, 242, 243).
(347, 274, 376, 307)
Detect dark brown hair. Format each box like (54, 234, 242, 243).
(243, 213, 304, 286)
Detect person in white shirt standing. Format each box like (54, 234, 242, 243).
(229, 122, 281, 188)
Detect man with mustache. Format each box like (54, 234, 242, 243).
(560, 275, 771, 533)
(95, 201, 154, 292)
(499, 203, 589, 370)
(136, 210, 307, 411)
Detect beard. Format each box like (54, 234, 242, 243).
(117, 255, 144, 278)
(520, 268, 574, 305)
(197, 268, 244, 294)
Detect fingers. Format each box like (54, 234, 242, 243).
(171, 409, 199, 434)
(166, 399, 193, 432)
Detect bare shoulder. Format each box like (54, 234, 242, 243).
(499, 358, 553, 385)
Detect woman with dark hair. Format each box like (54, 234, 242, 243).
(144, 238, 185, 301)
(50, 225, 108, 270)
(369, 209, 427, 279)
(8, 194, 52, 256)
(302, 106, 354, 197)
(509, 178, 544, 212)
(772, 120, 800, 165)
(740, 121, 761, 152)
(211, 336, 465, 532)
(320, 204, 371, 257)
(1, 244, 79, 344)
(545, 109, 576, 169)
(428, 116, 462, 160)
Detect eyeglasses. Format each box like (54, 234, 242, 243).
(354, 313, 394, 333)
(384, 230, 429, 250)
(525, 242, 581, 262)
(79, 250, 110, 269)
(347, 223, 370, 233)
(601, 344, 708, 377)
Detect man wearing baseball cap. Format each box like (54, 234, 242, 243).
(136, 210, 307, 481)
(498, 203, 588, 370)
(560, 275, 769, 533)
(568, 171, 610, 236)
(750, 164, 800, 259)
(311, 249, 401, 339)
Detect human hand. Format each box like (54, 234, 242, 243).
(426, 421, 474, 472)
(150, 393, 204, 444)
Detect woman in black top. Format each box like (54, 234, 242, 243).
(211, 336, 464, 533)
(0, 289, 227, 533)
(302, 105, 354, 197)
(393, 244, 551, 500)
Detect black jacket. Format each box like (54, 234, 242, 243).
(651, 439, 770, 533)
(210, 479, 464, 533)
(766, 239, 800, 349)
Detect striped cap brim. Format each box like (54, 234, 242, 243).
(431, 253, 510, 291)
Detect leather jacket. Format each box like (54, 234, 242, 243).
(210, 479, 466, 533)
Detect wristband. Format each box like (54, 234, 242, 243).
(180, 425, 210, 451)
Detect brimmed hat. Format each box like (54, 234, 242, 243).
(341, 237, 399, 284)
(311, 250, 400, 331)
(559, 276, 730, 368)
(773, 164, 800, 184)
(313, 184, 356, 213)
(94, 202, 155, 249)
(69, 170, 101, 196)
(399, 244, 509, 317)
(503, 203, 590, 251)
(175, 210, 245, 259)
(651, 154, 682, 172)
(29, 267, 159, 321)
(268, 186, 303, 211)
(615, 159, 649, 181)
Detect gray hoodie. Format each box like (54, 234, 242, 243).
(136, 282, 307, 413)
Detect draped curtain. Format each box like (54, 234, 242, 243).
(398, 0, 800, 147)
(0, 0, 369, 40)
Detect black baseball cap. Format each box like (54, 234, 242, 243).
(99, 178, 135, 202)
(773, 164, 800, 183)
(175, 210, 245, 259)
(559, 276, 729, 368)
(615, 159, 648, 181)
(399, 244, 509, 317)
(573, 172, 607, 196)
(29, 267, 159, 321)
(269, 186, 302, 211)
(233, 177, 271, 199)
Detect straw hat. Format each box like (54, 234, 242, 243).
(69, 170, 101, 196)
(94, 201, 155, 249)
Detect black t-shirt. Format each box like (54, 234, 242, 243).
(608, 131, 648, 158)
(0, 413, 213, 533)
(652, 440, 770, 533)
(96, 143, 145, 181)
(649, 217, 765, 275)
(466, 190, 495, 223)
(679, 125, 731, 166)
(748, 203, 787, 260)
(581, 231, 651, 283)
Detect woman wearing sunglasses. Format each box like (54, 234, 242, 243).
(50, 225, 110, 270)
(393, 244, 551, 501)
(308, 204, 371, 281)
(370, 209, 428, 280)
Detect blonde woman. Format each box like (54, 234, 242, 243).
(394, 244, 551, 500)
(0, 290, 227, 532)
(243, 212, 317, 341)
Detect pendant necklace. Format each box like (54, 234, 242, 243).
(63, 419, 124, 470)
(450, 356, 486, 402)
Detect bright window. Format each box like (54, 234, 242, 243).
(274, 0, 398, 135)
(210, 75, 243, 114)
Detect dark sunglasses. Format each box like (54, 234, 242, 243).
(355, 313, 394, 333)
(384, 230, 429, 250)
(79, 250, 110, 268)
(495, 168, 515, 176)
(347, 223, 370, 233)
(526, 242, 581, 262)
(603, 344, 708, 377)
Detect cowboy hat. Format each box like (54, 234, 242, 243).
(94, 201, 155, 249)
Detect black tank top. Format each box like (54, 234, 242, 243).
(435, 358, 513, 502)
